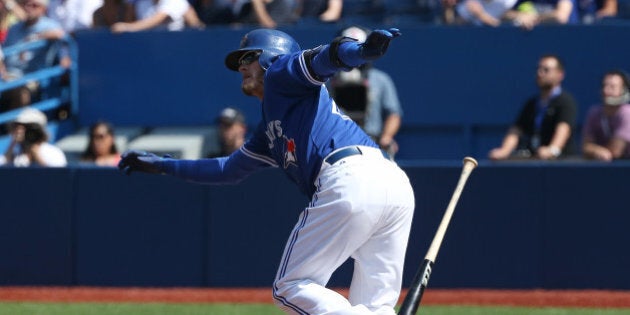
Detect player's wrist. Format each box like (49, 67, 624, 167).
(334, 40, 364, 69)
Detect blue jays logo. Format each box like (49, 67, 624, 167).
(283, 137, 298, 168)
(265, 120, 298, 169)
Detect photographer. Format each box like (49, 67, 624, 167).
(327, 26, 404, 160)
(0, 107, 66, 167)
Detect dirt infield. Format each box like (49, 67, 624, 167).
(1, 287, 629, 308)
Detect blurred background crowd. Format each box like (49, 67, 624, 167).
(0, 0, 629, 167)
(0, 0, 627, 36)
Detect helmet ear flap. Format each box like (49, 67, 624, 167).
(258, 50, 276, 70)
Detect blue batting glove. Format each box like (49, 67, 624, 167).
(359, 28, 401, 61)
(118, 150, 167, 175)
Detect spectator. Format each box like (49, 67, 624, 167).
(504, 0, 579, 30)
(235, 0, 297, 28)
(440, 0, 459, 24)
(0, 0, 69, 111)
(0, 45, 7, 77)
(328, 26, 403, 159)
(111, 0, 203, 33)
(578, 0, 617, 23)
(382, 0, 440, 25)
(0, 0, 26, 43)
(92, 0, 136, 28)
(340, 0, 384, 24)
(47, 0, 103, 34)
(489, 54, 577, 160)
(79, 121, 121, 166)
(192, 0, 246, 25)
(582, 70, 630, 161)
(455, 0, 518, 26)
(0, 107, 67, 167)
(206, 107, 247, 158)
(294, 0, 342, 24)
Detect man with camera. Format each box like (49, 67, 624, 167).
(0, 107, 66, 167)
(327, 26, 404, 160)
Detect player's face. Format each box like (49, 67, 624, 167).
(238, 52, 264, 99)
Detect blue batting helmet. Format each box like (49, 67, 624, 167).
(225, 29, 301, 71)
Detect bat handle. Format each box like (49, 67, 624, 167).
(398, 259, 433, 315)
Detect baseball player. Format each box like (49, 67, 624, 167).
(119, 28, 415, 315)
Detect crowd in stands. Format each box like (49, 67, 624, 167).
(0, 0, 626, 40)
(0, 0, 629, 167)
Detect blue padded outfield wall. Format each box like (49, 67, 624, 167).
(1, 163, 629, 289)
(74, 24, 630, 159)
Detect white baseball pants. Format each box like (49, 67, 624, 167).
(273, 146, 415, 315)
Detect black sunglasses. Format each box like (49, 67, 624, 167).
(238, 51, 261, 66)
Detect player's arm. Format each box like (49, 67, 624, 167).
(304, 28, 401, 81)
(164, 148, 272, 184)
(118, 123, 275, 183)
(118, 148, 273, 184)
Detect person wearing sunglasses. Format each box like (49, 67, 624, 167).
(119, 28, 415, 315)
(80, 121, 121, 167)
(489, 54, 578, 160)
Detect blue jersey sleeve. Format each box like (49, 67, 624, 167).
(159, 148, 272, 185)
(303, 42, 367, 83)
(159, 123, 276, 184)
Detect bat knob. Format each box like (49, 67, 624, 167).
(463, 156, 478, 168)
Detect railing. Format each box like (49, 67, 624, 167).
(0, 36, 79, 133)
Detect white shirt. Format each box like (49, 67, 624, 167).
(456, 0, 518, 25)
(48, 0, 104, 33)
(134, 0, 190, 31)
(0, 142, 67, 167)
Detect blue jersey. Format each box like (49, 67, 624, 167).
(242, 51, 377, 196)
(161, 45, 378, 198)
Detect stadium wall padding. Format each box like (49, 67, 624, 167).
(1, 163, 628, 289)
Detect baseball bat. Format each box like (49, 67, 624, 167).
(398, 157, 478, 315)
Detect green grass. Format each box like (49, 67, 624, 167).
(0, 302, 628, 315)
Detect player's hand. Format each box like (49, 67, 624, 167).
(118, 150, 167, 175)
(359, 28, 402, 60)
